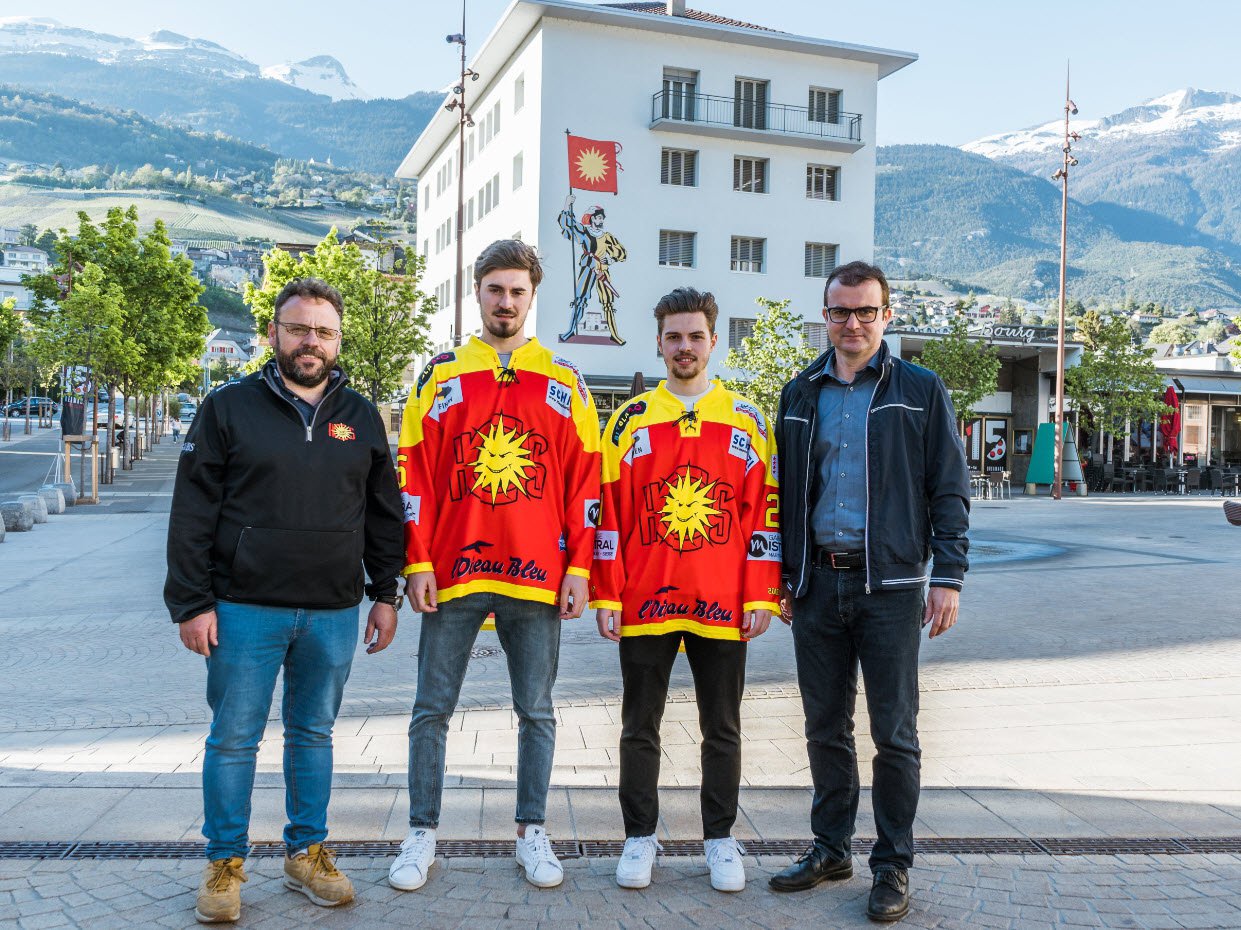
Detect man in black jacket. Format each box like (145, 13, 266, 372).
(165, 277, 405, 924)
(768, 261, 970, 922)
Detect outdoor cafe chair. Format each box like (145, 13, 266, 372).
(1184, 468, 1201, 493)
(1151, 468, 1170, 494)
(988, 470, 1012, 499)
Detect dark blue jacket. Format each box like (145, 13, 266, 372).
(775, 341, 971, 598)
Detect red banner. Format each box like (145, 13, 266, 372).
(567, 134, 620, 193)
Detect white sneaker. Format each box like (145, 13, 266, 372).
(615, 834, 661, 889)
(704, 836, 746, 892)
(515, 825, 564, 888)
(389, 828, 436, 891)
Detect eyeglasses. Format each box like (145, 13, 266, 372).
(275, 321, 341, 341)
(824, 305, 886, 324)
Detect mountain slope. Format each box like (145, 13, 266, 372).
(261, 56, 367, 100)
(875, 144, 1241, 307)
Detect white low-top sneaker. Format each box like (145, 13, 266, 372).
(515, 825, 564, 888)
(615, 834, 662, 889)
(704, 836, 746, 892)
(389, 827, 436, 891)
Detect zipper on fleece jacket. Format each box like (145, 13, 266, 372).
(261, 366, 347, 442)
(861, 359, 890, 595)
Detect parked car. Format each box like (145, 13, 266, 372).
(4, 396, 58, 417)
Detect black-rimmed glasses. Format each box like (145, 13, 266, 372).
(275, 321, 341, 341)
(824, 305, 886, 324)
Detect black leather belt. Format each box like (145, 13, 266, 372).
(813, 548, 865, 570)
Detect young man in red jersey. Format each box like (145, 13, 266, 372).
(391, 239, 601, 892)
(591, 287, 780, 893)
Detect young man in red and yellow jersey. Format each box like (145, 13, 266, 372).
(391, 240, 601, 892)
(590, 287, 780, 893)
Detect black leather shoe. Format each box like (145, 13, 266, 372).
(866, 868, 910, 922)
(767, 845, 853, 892)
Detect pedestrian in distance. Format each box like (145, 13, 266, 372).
(171, 417, 181, 443)
(770, 261, 970, 922)
(591, 287, 781, 893)
(164, 277, 406, 924)
(391, 239, 601, 893)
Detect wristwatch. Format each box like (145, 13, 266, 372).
(371, 593, 403, 610)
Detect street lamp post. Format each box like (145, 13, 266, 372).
(1051, 66, 1080, 501)
(445, 2, 477, 347)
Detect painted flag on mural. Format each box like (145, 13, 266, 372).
(567, 134, 621, 193)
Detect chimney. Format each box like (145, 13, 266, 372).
(667, 0, 687, 15)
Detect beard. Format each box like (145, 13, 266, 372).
(275, 338, 335, 388)
(670, 356, 704, 379)
(483, 311, 522, 340)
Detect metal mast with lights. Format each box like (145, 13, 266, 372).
(1050, 66, 1080, 501)
(445, 2, 478, 347)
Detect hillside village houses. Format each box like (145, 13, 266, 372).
(0, 242, 48, 312)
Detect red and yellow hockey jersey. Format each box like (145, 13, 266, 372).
(397, 336, 601, 605)
(589, 381, 780, 640)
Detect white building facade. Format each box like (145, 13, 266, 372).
(398, 0, 914, 419)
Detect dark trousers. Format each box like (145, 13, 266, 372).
(618, 632, 746, 840)
(792, 565, 924, 871)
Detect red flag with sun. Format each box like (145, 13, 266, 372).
(567, 134, 621, 193)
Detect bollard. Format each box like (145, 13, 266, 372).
(39, 486, 66, 515)
(1, 500, 34, 532)
(18, 493, 48, 524)
(0, 515, 5, 542)
(53, 482, 76, 507)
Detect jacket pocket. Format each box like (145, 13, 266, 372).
(229, 526, 363, 606)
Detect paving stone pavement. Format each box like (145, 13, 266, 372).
(2, 853, 1240, 930)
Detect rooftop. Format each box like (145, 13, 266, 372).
(601, 2, 776, 32)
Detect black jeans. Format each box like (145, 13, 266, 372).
(618, 632, 746, 840)
(792, 565, 924, 871)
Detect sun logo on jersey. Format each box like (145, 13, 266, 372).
(659, 470, 722, 550)
(470, 417, 537, 503)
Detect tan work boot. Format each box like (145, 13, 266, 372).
(283, 843, 355, 907)
(195, 857, 246, 923)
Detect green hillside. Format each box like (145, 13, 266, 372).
(0, 86, 276, 174)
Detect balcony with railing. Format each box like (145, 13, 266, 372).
(650, 90, 864, 151)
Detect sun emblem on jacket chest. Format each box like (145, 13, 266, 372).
(328, 422, 356, 441)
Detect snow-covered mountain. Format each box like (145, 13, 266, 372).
(261, 56, 366, 101)
(0, 17, 367, 97)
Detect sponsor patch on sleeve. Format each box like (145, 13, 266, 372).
(732, 398, 768, 439)
(770, 453, 779, 482)
(429, 377, 462, 422)
(611, 400, 646, 446)
(594, 529, 619, 561)
(623, 426, 652, 464)
(746, 531, 781, 562)
(402, 493, 421, 525)
(552, 354, 590, 405)
(728, 427, 751, 461)
(180, 442, 195, 454)
(584, 499, 601, 528)
(545, 379, 573, 418)
(417, 351, 455, 392)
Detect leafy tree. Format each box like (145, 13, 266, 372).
(1146, 318, 1197, 345)
(722, 297, 820, 421)
(1066, 310, 1168, 463)
(997, 306, 1022, 324)
(17, 224, 38, 246)
(34, 230, 58, 259)
(244, 231, 434, 404)
(1197, 321, 1228, 344)
(913, 315, 1000, 425)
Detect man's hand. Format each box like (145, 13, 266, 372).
(408, 571, 438, 613)
(778, 583, 794, 625)
(179, 610, 218, 657)
(364, 602, 399, 655)
(924, 587, 960, 639)
(559, 574, 588, 620)
(595, 608, 622, 642)
(741, 609, 772, 639)
(565, 193, 576, 209)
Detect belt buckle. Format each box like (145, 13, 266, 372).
(830, 552, 847, 569)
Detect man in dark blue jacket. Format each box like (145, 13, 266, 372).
(769, 261, 970, 922)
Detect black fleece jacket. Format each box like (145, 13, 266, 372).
(163, 363, 405, 623)
(775, 341, 971, 599)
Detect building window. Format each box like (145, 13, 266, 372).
(422, 183, 429, 210)
(513, 152, 523, 190)
(660, 148, 697, 186)
(803, 321, 829, 351)
(730, 236, 765, 274)
(422, 239, 429, 257)
(733, 156, 768, 193)
(467, 197, 475, 230)
(661, 67, 698, 121)
(808, 87, 842, 124)
(806, 164, 840, 201)
(467, 133, 475, 165)
(728, 317, 755, 349)
(804, 242, 839, 278)
(514, 74, 525, 112)
(658, 230, 696, 267)
(734, 78, 768, 130)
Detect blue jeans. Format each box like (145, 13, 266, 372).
(408, 593, 560, 827)
(203, 602, 358, 860)
(792, 566, 925, 872)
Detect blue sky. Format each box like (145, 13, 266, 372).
(8, 0, 1240, 146)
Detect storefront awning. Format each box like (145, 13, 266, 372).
(1167, 375, 1241, 399)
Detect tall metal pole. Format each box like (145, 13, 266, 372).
(1052, 65, 1075, 501)
(452, 3, 468, 347)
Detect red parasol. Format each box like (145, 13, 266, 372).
(1158, 386, 1180, 455)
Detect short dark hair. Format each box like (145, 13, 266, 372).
(273, 277, 344, 319)
(653, 287, 719, 335)
(474, 239, 544, 290)
(825, 260, 890, 308)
